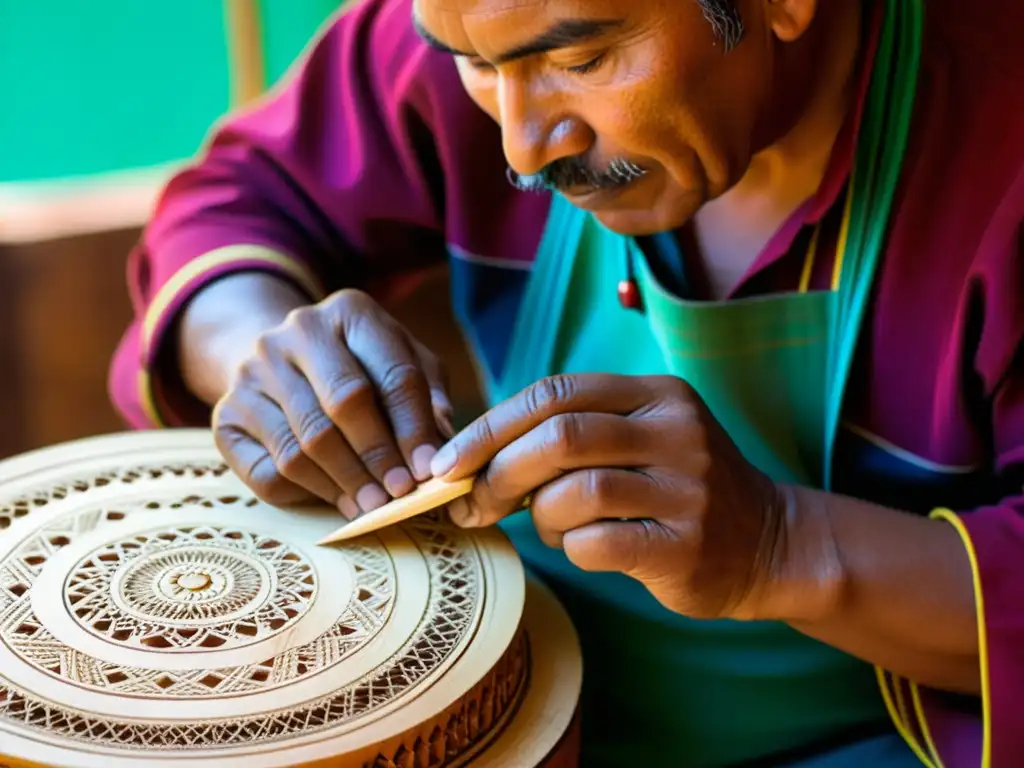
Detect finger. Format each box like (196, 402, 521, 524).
(213, 414, 316, 507)
(288, 328, 413, 505)
(527, 468, 679, 548)
(430, 373, 653, 480)
(562, 518, 675, 579)
(410, 339, 456, 471)
(345, 318, 447, 482)
(411, 339, 454, 426)
(228, 388, 344, 507)
(460, 413, 660, 528)
(258, 361, 377, 519)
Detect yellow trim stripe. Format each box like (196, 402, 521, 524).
(798, 226, 821, 294)
(141, 245, 324, 350)
(876, 666, 937, 767)
(832, 175, 856, 291)
(911, 680, 945, 768)
(797, 176, 852, 294)
(927, 508, 992, 768)
(138, 369, 165, 428)
(137, 245, 324, 427)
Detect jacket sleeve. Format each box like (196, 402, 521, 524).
(108, 0, 457, 429)
(880, 172, 1024, 768)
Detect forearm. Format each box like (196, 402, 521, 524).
(778, 485, 980, 695)
(177, 269, 312, 406)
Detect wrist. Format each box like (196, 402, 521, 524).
(753, 484, 849, 624)
(178, 272, 311, 405)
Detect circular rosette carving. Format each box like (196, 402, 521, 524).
(66, 525, 315, 652)
(0, 431, 529, 768)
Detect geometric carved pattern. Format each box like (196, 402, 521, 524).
(0, 462, 230, 534)
(71, 525, 316, 648)
(2, 495, 395, 697)
(0, 434, 550, 767)
(0, 511, 496, 749)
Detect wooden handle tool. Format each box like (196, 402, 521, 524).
(316, 476, 476, 545)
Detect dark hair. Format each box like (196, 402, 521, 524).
(697, 0, 744, 52)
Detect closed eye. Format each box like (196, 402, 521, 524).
(466, 57, 496, 72)
(565, 53, 607, 75)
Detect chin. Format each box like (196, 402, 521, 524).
(590, 190, 703, 236)
(591, 209, 667, 236)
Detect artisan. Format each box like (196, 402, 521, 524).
(110, 0, 1024, 764)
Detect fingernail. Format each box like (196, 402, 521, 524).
(410, 445, 437, 481)
(382, 466, 414, 497)
(447, 497, 476, 527)
(355, 483, 389, 513)
(337, 495, 360, 521)
(430, 444, 457, 477)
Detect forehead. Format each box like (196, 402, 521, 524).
(413, 0, 633, 40)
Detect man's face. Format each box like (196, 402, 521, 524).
(413, 0, 812, 235)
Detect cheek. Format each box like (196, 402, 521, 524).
(639, 51, 767, 196)
(456, 62, 500, 123)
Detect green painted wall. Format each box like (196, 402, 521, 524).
(0, 1, 341, 182)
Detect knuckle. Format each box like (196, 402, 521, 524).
(524, 375, 572, 417)
(322, 374, 375, 423)
(478, 465, 515, 506)
(463, 413, 498, 455)
(357, 442, 399, 472)
(377, 362, 426, 403)
(294, 410, 336, 455)
(253, 329, 283, 360)
(547, 412, 585, 457)
(584, 469, 618, 507)
(234, 453, 288, 504)
(282, 305, 319, 333)
(211, 401, 237, 431)
(326, 288, 372, 317)
(245, 472, 287, 505)
(266, 426, 305, 477)
(232, 358, 269, 390)
(232, 361, 257, 387)
(536, 526, 564, 550)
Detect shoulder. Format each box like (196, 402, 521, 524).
(925, 0, 1024, 76)
(893, 1, 1024, 266)
(876, 2, 1024, 393)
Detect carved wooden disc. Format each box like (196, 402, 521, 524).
(0, 430, 582, 767)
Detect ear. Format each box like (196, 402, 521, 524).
(765, 0, 818, 42)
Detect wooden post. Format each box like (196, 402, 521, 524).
(223, 0, 266, 106)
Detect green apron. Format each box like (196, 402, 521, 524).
(475, 0, 924, 764)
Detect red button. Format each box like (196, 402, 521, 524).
(617, 279, 642, 311)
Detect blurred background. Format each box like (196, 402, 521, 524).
(0, 0, 478, 460)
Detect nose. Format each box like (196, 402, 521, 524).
(498, 74, 593, 177)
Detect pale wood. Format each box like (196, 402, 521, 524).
(317, 476, 476, 545)
(223, 0, 266, 106)
(0, 430, 581, 767)
(0, 164, 175, 244)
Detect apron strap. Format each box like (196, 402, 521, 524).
(499, 193, 587, 397)
(823, 0, 923, 488)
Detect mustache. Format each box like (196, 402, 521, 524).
(507, 156, 647, 193)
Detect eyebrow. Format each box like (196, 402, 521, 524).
(412, 16, 623, 65)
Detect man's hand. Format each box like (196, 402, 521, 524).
(212, 289, 453, 519)
(429, 373, 843, 622)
